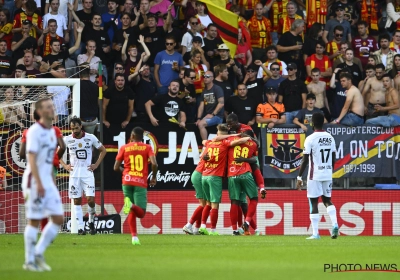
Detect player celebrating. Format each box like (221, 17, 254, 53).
(61, 117, 107, 235)
(114, 127, 158, 245)
(296, 112, 339, 240)
(183, 149, 208, 235)
(22, 98, 65, 271)
(200, 124, 250, 235)
(20, 109, 66, 231)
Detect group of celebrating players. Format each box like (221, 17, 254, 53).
(21, 98, 339, 272)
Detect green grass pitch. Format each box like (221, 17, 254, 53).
(1, 234, 399, 280)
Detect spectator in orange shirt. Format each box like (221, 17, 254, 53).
(256, 87, 286, 128)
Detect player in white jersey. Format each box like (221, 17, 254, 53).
(22, 98, 65, 272)
(296, 112, 339, 240)
(61, 117, 107, 235)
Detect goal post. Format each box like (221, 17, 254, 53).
(0, 78, 81, 234)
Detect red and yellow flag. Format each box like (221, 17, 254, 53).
(201, 0, 238, 58)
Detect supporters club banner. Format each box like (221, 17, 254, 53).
(261, 125, 400, 179)
(1, 190, 399, 235)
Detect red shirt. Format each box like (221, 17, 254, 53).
(227, 137, 258, 177)
(236, 123, 253, 133)
(21, 126, 62, 167)
(352, 36, 378, 68)
(13, 12, 43, 39)
(195, 149, 207, 173)
(202, 138, 233, 177)
(116, 142, 155, 188)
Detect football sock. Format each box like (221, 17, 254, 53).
(237, 206, 243, 226)
(241, 203, 248, 216)
(128, 211, 137, 237)
(189, 206, 204, 225)
(245, 200, 257, 223)
(195, 217, 201, 228)
(310, 214, 320, 236)
(88, 205, 95, 223)
(40, 218, 48, 231)
(210, 209, 218, 229)
(132, 205, 145, 218)
(74, 205, 84, 230)
(253, 169, 264, 188)
(201, 204, 211, 224)
(326, 205, 338, 227)
(35, 222, 59, 256)
(24, 225, 38, 264)
(230, 204, 239, 230)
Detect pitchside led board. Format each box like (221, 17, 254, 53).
(261, 125, 400, 179)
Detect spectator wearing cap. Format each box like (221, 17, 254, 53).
(257, 45, 288, 80)
(293, 93, 327, 131)
(263, 62, 286, 93)
(213, 64, 233, 106)
(183, 36, 203, 64)
(14, 64, 26, 78)
(42, 25, 83, 68)
(181, 16, 204, 56)
(139, 11, 172, 67)
(243, 63, 265, 106)
(256, 87, 286, 128)
(0, 40, 12, 78)
(154, 35, 183, 94)
(13, 0, 43, 40)
(225, 83, 257, 126)
(43, 0, 69, 42)
(214, 43, 241, 90)
(196, 70, 224, 140)
(323, 2, 352, 44)
(278, 62, 308, 124)
(247, 3, 272, 61)
(277, 19, 304, 77)
(77, 40, 101, 82)
(202, 23, 223, 69)
(11, 20, 38, 61)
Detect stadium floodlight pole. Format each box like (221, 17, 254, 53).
(98, 61, 105, 216)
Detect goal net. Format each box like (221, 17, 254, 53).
(0, 78, 81, 234)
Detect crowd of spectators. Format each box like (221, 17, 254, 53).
(2, 0, 400, 136)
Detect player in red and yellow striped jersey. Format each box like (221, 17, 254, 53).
(199, 124, 251, 235)
(114, 127, 158, 245)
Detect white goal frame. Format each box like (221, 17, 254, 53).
(0, 78, 81, 234)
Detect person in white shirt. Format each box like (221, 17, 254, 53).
(186, 1, 212, 36)
(181, 16, 204, 56)
(296, 112, 339, 240)
(77, 40, 101, 82)
(61, 117, 107, 235)
(43, 0, 69, 40)
(22, 97, 65, 272)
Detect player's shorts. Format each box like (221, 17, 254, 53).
(69, 176, 95, 199)
(307, 180, 333, 198)
(228, 172, 258, 200)
(202, 176, 222, 203)
(191, 171, 204, 199)
(23, 181, 64, 220)
(122, 185, 147, 209)
(239, 191, 247, 204)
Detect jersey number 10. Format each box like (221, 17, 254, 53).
(129, 155, 144, 172)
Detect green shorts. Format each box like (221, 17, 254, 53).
(191, 171, 204, 199)
(202, 176, 222, 203)
(239, 192, 247, 204)
(228, 172, 258, 200)
(122, 185, 147, 209)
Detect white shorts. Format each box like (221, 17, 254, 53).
(69, 176, 95, 199)
(23, 184, 64, 220)
(307, 180, 332, 198)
